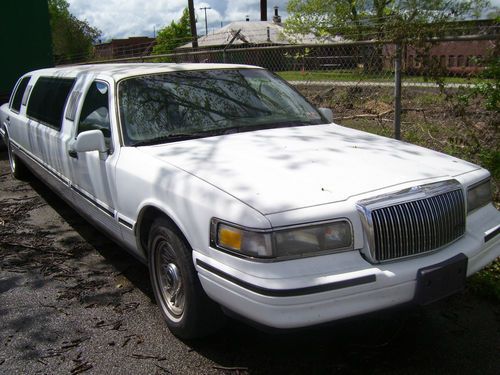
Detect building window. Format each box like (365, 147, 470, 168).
(466, 56, 472, 67)
(448, 55, 455, 67)
(457, 55, 465, 67)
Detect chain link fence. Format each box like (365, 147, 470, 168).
(70, 28, 499, 198)
(83, 32, 497, 129)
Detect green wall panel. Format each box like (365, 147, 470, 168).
(0, 0, 53, 101)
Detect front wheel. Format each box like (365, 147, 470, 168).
(148, 218, 224, 339)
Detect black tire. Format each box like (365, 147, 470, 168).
(5, 133, 29, 180)
(148, 217, 224, 339)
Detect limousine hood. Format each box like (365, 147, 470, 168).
(140, 124, 479, 215)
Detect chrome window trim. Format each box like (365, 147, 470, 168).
(21, 85, 33, 107)
(9, 76, 31, 114)
(8, 77, 22, 109)
(65, 91, 82, 121)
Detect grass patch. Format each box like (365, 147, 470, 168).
(346, 119, 500, 303)
(468, 260, 500, 302)
(279, 70, 487, 84)
(413, 92, 446, 106)
(478, 149, 500, 180)
(342, 119, 394, 138)
(299, 84, 499, 303)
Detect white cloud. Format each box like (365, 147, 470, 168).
(69, 0, 497, 40)
(68, 0, 289, 40)
(69, 0, 186, 40)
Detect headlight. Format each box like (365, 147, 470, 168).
(274, 221, 352, 257)
(467, 178, 492, 213)
(210, 219, 353, 259)
(215, 223, 273, 257)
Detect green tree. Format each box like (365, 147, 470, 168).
(48, 0, 101, 63)
(285, 0, 489, 42)
(463, 20, 500, 113)
(285, 0, 489, 73)
(153, 8, 192, 56)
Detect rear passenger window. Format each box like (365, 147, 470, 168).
(27, 77, 75, 130)
(10, 77, 31, 113)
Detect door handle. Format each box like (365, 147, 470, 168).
(68, 150, 78, 159)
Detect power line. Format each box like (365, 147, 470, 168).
(200, 6, 211, 36)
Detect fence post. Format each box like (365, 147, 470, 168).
(394, 42, 402, 140)
(223, 29, 242, 64)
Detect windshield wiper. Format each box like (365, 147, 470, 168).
(131, 128, 231, 146)
(131, 121, 320, 146)
(132, 133, 200, 146)
(220, 120, 318, 135)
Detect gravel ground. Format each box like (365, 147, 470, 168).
(0, 149, 499, 375)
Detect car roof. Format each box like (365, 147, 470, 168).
(25, 63, 263, 82)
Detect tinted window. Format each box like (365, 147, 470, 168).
(27, 77, 75, 130)
(11, 77, 31, 112)
(78, 81, 111, 142)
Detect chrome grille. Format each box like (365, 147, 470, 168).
(370, 189, 465, 262)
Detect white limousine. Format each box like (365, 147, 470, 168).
(1, 64, 499, 338)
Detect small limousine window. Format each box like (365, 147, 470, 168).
(78, 81, 111, 143)
(27, 77, 75, 130)
(10, 76, 31, 113)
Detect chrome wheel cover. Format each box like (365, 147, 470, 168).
(155, 241, 185, 319)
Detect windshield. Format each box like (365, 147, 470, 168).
(118, 68, 324, 146)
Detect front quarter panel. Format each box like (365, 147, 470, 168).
(115, 146, 271, 259)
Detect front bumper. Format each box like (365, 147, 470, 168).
(194, 205, 500, 329)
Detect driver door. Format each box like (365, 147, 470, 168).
(69, 80, 121, 237)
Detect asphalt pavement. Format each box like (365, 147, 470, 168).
(0, 149, 499, 375)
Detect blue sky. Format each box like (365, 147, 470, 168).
(68, 0, 499, 41)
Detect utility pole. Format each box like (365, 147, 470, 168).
(200, 6, 211, 36)
(187, 0, 198, 48)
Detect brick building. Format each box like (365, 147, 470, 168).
(383, 19, 499, 75)
(95, 37, 156, 60)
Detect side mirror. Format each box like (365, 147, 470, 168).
(70, 130, 108, 159)
(318, 108, 334, 123)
